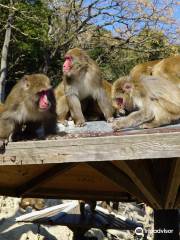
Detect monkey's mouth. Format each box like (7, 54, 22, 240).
(116, 97, 124, 106)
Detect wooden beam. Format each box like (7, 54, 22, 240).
(21, 188, 134, 201)
(174, 191, 180, 208)
(0, 132, 180, 165)
(88, 162, 149, 205)
(164, 158, 180, 209)
(113, 161, 162, 209)
(17, 163, 77, 196)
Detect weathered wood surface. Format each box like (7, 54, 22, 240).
(0, 131, 180, 165)
(0, 122, 179, 209)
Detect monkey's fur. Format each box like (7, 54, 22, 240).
(55, 79, 113, 123)
(62, 48, 114, 126)
(0, 74, 57, 145)
(112, 76, 180, 129)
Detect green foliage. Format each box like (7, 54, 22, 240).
(0, 0, 179, 96)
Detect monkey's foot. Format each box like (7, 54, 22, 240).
(58, 119, 68, 126)
(107, 117, 114, 123)
(0, 140, 6, 154)
(75, 120, 86, 127)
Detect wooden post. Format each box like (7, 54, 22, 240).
(154, 209, 179, 240)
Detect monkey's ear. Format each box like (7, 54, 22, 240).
(21, 75, 31, 90)
(123, 82, 132, 92)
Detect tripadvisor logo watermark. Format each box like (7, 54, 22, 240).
(135, 227, 174, 236)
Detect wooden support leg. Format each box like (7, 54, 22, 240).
(71, 228, 88, 240)
(154, 209, 179, 240)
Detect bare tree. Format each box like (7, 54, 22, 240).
(0, 0, 15, 102)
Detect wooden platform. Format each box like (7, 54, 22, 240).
(0, 122, 180, 210)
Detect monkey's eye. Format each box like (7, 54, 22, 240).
(65, 56, 73, 61)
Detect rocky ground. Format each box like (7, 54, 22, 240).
(0, 196, 154, 240)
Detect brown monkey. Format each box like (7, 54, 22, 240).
(130, 56, 180, 86)
(55, 81, 69, 124)
(151, 55, 180, 87)
(55, 79, 113, 124)
(19, 198, 45, 211)
(0, 103, 4, 113)
(112, 76, 180, 129)
(130, 59, 160, 81)
(62, 48, 114, 126)
(0, 74, 57, 146)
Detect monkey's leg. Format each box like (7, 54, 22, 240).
(112, 110, 154, 130)
(96, 89, 114, 121)
(67, 95, 86, 127)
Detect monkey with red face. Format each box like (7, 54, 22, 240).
(0, 74, 57, 149)
(62, 48, 114, 126)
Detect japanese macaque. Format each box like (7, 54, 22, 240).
(112, 76, 180, 129)
(151, 55, 180, 87)
(0, 74, 57, 147)
(62, 48, 114, 126)
(130, 59, 160, 81)
(19, 198, 45, 211)
(55, 79, 113, 123)
(0, 103, 4, 113)
(130, 56, 180, 86)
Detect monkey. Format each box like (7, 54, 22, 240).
(0, 74, 57, 147)
(0, 103, 4, 113)
(62, 48, 114, 126)
(19, 198, 45, 211)
(130, 59, 161, 81)
(55, 79, 113, 124)
(55, 81, 69, 124)
(112, 56, 180, 118)
(151, 55, 180, 87)
(130, 56, 180, 86)
(111, 75, 180, 129)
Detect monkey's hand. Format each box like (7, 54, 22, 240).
(111, 119, 128, 131)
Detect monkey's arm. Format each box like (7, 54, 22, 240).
(66, 94, 86, 127)
(112, 109, 154, 130)
(96, 88, 114, 121)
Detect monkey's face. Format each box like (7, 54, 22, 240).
(63, 55, 82, 76)
(112, 81, 134, 115)
(22, 74, 53, 112)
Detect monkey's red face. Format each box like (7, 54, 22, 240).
(38, 90, 51, 111)
(63, 55, 73, 73)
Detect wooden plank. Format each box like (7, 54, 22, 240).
(113, 161, 162, 209)
(88, 162, 149, 205)
(164, 158, 180, 209)
(0, 132, 180, 165)
(17, 163, 77, 196)
(21, 189, 133, 201)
